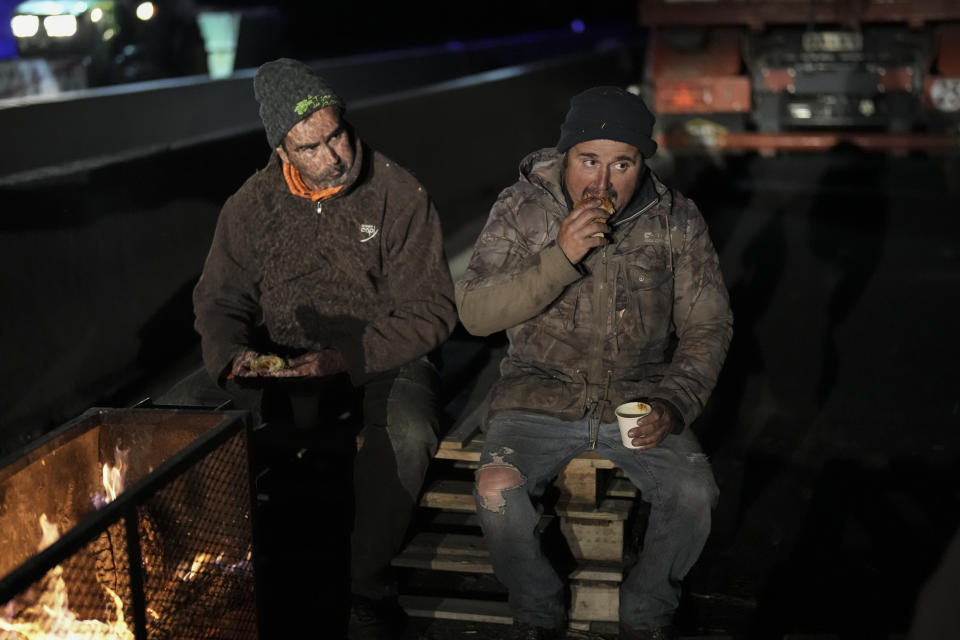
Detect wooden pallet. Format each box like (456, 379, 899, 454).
(395, 373, 642, 629)
(395, 523, 625, 625)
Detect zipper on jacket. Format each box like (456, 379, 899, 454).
(585, 245, 609, 448)
(576, 368, 596, 448)
(612, 189, 660, 229)
(316, 201, 323, 215)
(591, 248, 608, 380)
(589, 410, 600, 450)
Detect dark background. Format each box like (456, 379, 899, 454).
(1, 2, 959, 638)
(0, 0, 642, 63)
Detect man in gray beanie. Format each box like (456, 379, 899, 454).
(455, 87, 732, 640)
(193, 58, 457, 640)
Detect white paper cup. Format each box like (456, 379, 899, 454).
(615, 401, 653, 449)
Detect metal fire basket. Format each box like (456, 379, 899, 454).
(0, 407, 258, 640)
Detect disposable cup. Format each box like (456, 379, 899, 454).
(614, 401, 653, 449)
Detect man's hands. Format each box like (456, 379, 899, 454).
(229, 348, 347, 379)
(229, 349, 262, 378)
(274, 350, 347, 378)
(625, 400, 677, 451)
(557, 198, 611, 264)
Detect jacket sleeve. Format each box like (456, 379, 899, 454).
(651, 195, 733, 427)
(349, 186, 458, 377)
(455, 191, 582, 336)
(192, 196, 262, 386)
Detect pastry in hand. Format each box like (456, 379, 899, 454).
(575, 196, 615, 238)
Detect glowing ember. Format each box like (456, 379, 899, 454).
(176, 553, 213, 583)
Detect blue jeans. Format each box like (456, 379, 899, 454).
(475, 410, 718, 630)
(350, 356, 441, 600)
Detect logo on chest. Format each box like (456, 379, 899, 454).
(359, 224, 379, 243)
(643, 231, 665, 244)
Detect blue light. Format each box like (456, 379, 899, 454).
(0, 0, 18, 59)
(570, 18, 585, 34)
(445, 40, 465, 52)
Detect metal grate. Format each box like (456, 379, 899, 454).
(0, 407, 258, 639)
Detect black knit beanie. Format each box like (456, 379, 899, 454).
(253, 58, 345, 148)
(557, 86, 657, 158)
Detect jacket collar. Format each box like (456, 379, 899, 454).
(520, 147, 662, 223)
(611, 170, 661, 227)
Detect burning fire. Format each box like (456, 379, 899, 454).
(1, 448, 252, 639)
(0, 452, 135, 639)
(92, 448, 128, 509)
(0, 516, 133, 639)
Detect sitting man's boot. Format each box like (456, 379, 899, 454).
(348, 595, 407, 640)
(618, 624, 680, 640)
(507, 621, 564, 640)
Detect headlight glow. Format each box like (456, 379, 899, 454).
(11, 14, 40, 38)
(135, 2, 155, 21)
(788, 103, 813, 119)
(930, 78, 960, 112)
(43, 14, 78, 37)
(90, 7, 103, 22)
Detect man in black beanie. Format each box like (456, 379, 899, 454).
(456, 86, 732, 640)
(193, 58, 457, 639)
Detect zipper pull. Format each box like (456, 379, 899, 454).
(316, 201, 323, 215)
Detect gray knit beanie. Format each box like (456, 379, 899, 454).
(253, 58, 345, 148)
(557, 86, 657, 158)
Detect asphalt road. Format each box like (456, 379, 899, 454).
(676, 148, 960, 638)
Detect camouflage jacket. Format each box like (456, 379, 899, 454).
(456, 148, 732, 426)
(193, 137, 457, 385)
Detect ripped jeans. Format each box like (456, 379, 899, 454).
(474, 410, 718, 630)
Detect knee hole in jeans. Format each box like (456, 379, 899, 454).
(475, 464, 525, 512)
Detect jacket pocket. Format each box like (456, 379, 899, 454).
(626, 264, 671, 290)
(615, 255, 674, 341)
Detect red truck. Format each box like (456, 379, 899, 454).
(637, 0, 960, 152)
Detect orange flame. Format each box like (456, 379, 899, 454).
(0, 466, 135, 639)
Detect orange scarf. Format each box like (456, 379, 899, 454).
(283, 162, 345, 202)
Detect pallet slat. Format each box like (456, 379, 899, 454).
(392, 531, 494, 573)
(556, 497, 635, 521)
(420, 479, 476, 511)
(439, 409, 483, 451)
(399, 595, 513, 624)
(422, 480, 636, 520)
(607, 476, 638, 498)
(394, 530, 624, 577)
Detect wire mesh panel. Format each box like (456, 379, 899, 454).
(0, 519, 134, 638)
(0, 408, 258, 640)
(140, 429, 256, 639)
